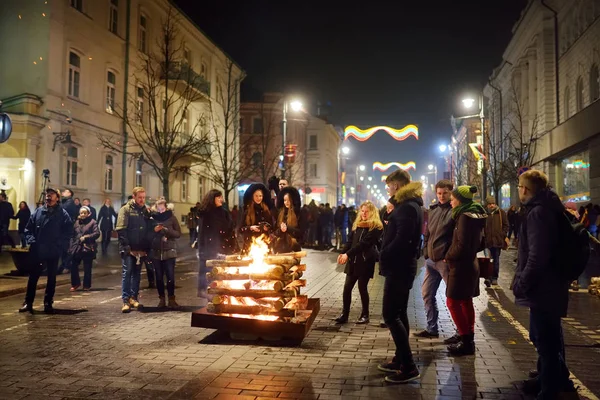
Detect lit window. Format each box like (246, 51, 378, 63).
(106, 71, 116, 113)
(109, 0, 118, 34)
(136, 86, 144, 123)
(68, 52, 81, 98)
(182, 175, 188, 201)
(104, 155, 114, 191)
(135, 159, 143, 187)
(67, 146, 79, 186)
(139, 14, 147, 52)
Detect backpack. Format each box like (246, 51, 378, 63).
(556, 210, 590, 281)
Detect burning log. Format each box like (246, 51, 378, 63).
(283, 295, 308, 310)
(208, 271, 303, 282)
(283, 280, 306, 290)
(207, 303, 296, 317)
(206, 259, 253, 267)
(209, 280, 285, 292)
(208, 287, 299, 298)
(224, 251, 307, 261)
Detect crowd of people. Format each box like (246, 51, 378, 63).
(2, 167, 588, 398)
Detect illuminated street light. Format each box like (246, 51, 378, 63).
(373, 185, 377, 189)
(368, 176, 372, 181)
(360, 176, 364, 181)
(421, 175, 426, 180)
(290, 100, 303, 112)
(342, 146, 350, 155)
(439, 144, 447, 153)
(359, 164, 366, 171)
(428, 164, 434, 171)
(462, 98, 475, 109)
(367, 185, 371, 189)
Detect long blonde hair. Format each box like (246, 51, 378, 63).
(352, 201, 383, 231)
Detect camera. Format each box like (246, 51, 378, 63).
(42, 169, 50, 177)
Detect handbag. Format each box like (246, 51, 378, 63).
(478, 257, 494, 279)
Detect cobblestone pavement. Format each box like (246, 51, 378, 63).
(0, 248, 599, 400)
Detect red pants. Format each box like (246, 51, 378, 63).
(447, 297, 475, 336)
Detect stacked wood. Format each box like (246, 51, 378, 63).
(205, 251, 310, 322)
(588, 277, 600, 296)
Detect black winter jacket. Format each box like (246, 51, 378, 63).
(61, 197, 79, 220)
(197, 206, 237, 257)
(12, 208, 31, 233)
(342, 224, 382, 278)
(379, 182, 424, 281)
(25, 204, 73, 260)
(150, 208, 181, 260)
(98, 205, 118, 232)
(512, 189, 570, 317)
(116, 200, 151, 253)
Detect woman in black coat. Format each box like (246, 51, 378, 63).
(197, 189, 238, 298)
(444, 185, 486, 356)
(12, 201, 31, 248)
(69, 206, 100, 291)
(97, 198, 118, 255)
(239, 183, 273, 253)
(335, 201, 383, 325)
(272, 186, 306, 254)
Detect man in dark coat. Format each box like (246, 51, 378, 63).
(512, 170, 575, 398)
(0, 192, 16, 250)
(19, 187, 73, 313)
(116, 186, 152, 313)
(377, 170, 423, 384)
(415, 179, 454, 339)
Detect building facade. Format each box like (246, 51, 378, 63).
(0, 0, 242, 231)
(305, 116, 341, 206)
(482, 0, 600, 205)
(239, 93, 307, 194)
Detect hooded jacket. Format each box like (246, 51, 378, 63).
(379, 182, 424, 279)
(512, 189, 570, 317)
(149, 204, 181, 260)
(423, 201, 454, 262)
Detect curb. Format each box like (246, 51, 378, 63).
(0, 252, 198, 299)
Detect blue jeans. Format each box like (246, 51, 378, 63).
(529, 308, 572, 397)
(421, 259, 449, 334)
(71, 255, 93, 288)
(121, 254, 142, 301)
(154, 258, 175, 297)
(489, 247, 501, 279)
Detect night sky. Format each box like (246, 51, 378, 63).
(174, 0, 527, 182)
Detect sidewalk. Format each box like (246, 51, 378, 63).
(0, 238, 197, 299)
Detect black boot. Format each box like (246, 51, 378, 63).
(43, 303, 55, 314)
(356, 313, 369, 324)
(448, 333, 475, 356)
(334, 313, 349, 324)
(19, 303, 33, 313)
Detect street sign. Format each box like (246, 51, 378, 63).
(0, 113, 12, 144)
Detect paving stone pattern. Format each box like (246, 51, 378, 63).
(0, 249, 599, 399)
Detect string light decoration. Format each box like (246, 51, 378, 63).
(372, 161, 416, 172)
(344, 124, 419, 141)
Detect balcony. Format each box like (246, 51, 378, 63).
(162, 62, 211, 101)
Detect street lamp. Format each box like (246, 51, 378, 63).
(428, 163, 438, 183)
(439, 144, 447, 153)
(282, 98, 303, 180)
(341, 146, 350, 155)
(359, 164, 366, 171)
(461, 94, 487, 197)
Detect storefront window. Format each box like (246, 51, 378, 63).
(562, 150, 590, 202)
(501, 183, 511, 209)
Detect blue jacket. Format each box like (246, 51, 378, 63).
(25, 204, 73, 260)
(512, 189, 569, 317)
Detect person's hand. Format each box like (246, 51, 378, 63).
(337, 254, 348, 264)
(280, 223, 287, 233)
(162, 236, 167, 242)
(250, 225, 260, 232)
(79, 235, 86, 242)
(154, 224, 164, 232)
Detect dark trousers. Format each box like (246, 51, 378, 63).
(382, 275, 415, 367)
(25, 257, 59, 306)
(529, 308, 572, 397)
(342, 274, 370, 316)
(71, 255, 93, 288)
(0, 224, 16, 250)
(19, 232, 27, 248)
(189, 229, 197, 245)
(58, 249, 71, 273)
(101, 230, 112, 253)
(145, 258, 155, 285)
(154, 258, 175, 297)
(489, 247, 501, 279)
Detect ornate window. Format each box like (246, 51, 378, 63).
(104, 155, 114, 191)
(564, 86, 571, 119)
(139, 14, 148, 53)
(66, 146, 79, 186)
(106, 71, 116, 113)
(68, 52, 81, 98)
(590, 64, 599, 103)
(109, 0, 118, 34)
(576, 76, 585, 111)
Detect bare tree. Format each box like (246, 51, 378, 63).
(203, 59, 248, 205)
(254, 103, 283, 185)
(98, 8, 211, 200)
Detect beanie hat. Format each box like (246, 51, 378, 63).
(485, 195, 496, 205)
(452, 185, 477, 203)
(80, 206, 90, 214)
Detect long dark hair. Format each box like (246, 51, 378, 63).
(200, 189, 223, 211)
(19, 201, 30, 211)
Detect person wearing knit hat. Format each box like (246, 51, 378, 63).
(68, 205, 100, 292)
(483, 192, 509, 287)
(444, 185, 486, 356)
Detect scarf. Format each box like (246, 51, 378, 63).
(451, 200, 486, 220)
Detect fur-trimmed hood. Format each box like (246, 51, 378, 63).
(393, 181, 424, 205)
(276, 186, 301, 213)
